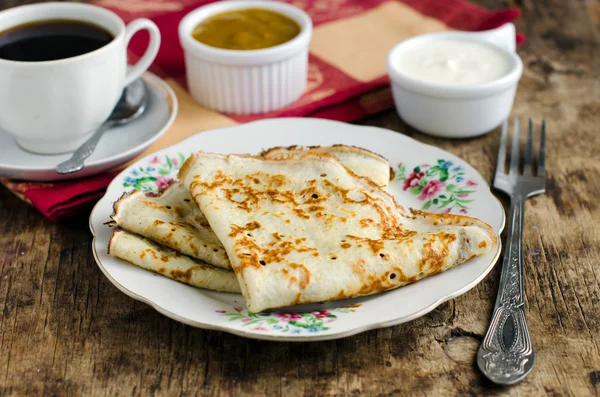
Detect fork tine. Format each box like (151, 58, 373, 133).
(496, 119, 508, 176)
(538, 120, 546, 178)
(509, 117, 520, 175)
(523, 118, 534, 175)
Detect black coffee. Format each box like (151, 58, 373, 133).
(0, 19, 113, 62)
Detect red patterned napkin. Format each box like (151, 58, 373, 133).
(0, 0, 523, 222)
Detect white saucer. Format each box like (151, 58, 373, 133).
(0, 72, 178, 182)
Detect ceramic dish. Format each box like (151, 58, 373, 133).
(179, 1, 312, 115)
(89, 118, 505, 341)
(387, 24, 523, 138)
(0, 72, 177, 182)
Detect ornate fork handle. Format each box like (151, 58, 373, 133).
(477, 195, 535, 385)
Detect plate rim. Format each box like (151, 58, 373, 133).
(89, 117, 506, 341)
(90, 236, 502, 342)
(0, 71, 178, 172)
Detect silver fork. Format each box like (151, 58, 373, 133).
(477, 117, 546, 385)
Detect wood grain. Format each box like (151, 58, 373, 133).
(1, 0, 599, 395)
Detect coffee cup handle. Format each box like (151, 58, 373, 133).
(123, 18, 161, 87)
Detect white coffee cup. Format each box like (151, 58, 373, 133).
(0, 2, 161, 154)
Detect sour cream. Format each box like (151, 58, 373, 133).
(394, 39, 511, 85)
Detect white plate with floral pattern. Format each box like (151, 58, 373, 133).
(90, 118, 505, 341)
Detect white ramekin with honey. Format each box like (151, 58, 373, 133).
(179, 1, 312, 115)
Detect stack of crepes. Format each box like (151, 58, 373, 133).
(108, 146, 497, 313)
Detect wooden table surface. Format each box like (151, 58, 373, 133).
(1, 0, 599, 396)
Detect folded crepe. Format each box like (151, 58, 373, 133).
(111, 184, 231, 269)
(179, 152, 497, 313)
(108, 229, 240, 293)
(110, 145, 392, 270)
(260, 145, 391, 187)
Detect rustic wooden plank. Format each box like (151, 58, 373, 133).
(0, 0, 599, 395)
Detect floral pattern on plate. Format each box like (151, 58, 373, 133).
(91, 118, 505, 340)
(395, 159, 478, 214)
(116, 153, 483, 334)
(122, 153, 187, 195)
(216, 304, 361, 334)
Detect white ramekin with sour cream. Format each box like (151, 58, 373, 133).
(179, 1, 312, 115)
(387, 24, 523, 138)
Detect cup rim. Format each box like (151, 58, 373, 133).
(386, 33, 523, 99)
(0, 2, 125, 67)
(178, 0, 313, 66)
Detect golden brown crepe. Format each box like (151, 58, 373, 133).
(260, 145, 392, 187)
(179, 152, 497, 313)
(108, 229, 240, 293)
(110, 145, 392, 270)
(111, 184, 231, 269)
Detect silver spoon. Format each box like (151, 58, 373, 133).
(56, 79, 148, 174)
